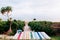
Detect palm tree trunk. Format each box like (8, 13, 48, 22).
(9, 21, 12, 32)
(7, 13, 12, 33)
(7, 13, 9, 20)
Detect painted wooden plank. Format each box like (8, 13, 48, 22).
(22, 32, 26, 40)
(32, 32, 40, 40)
(38, 32, 45, 40)
(18, 32, 22, 40)
(13, 33, 19, 39)
(26, 31, 31, 39)
(40, 32, 51, 40)
(30, 32, 33, 39)
(29, 31, 31, 39)
(20, 32, 24, 39)
(37, 32, 42, 40)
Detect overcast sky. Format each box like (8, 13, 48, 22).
(0, 0, 60, 22)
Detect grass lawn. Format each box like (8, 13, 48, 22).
(51, 36, 60, 40)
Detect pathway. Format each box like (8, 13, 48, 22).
(23, 21, 31, 31)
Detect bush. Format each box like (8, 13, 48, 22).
(28, 21, 43, 31)
(17, 20, 25, 31)
(11, 20, 25, 35)
(0, 21, 8, 34)
(28, 21, 55, 36)
(4, 21, 10, 32)
(0, 20, 25, 35)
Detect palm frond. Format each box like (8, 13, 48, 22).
(1, 7, 6, 14)
(6, 6, 12, 13)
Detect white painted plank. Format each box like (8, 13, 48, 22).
(38, 32, 45, 40)
(41, 32, 51, 40)
(32, 32, 40, 40)
(13, 33, 19, 39)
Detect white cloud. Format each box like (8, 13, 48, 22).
(0, 0, 60, 22)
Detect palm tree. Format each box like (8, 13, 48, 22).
(1, 6, 12, 33)
(1, 6, 12, 19)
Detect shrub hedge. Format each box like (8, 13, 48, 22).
(0, 20, 55, 36)
(11, 20, 25, 35)
(28, 21, 55, 36)
(0, 20, 25, 35)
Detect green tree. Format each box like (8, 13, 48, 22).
(1, 6, 12, 33)
(1, 6, 12, 18)
(11, 20, 18, 35)
(11, 20, 25, 35)
(0, 21, 7, 34)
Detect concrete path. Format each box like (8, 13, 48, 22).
(23, 21, 31, 31)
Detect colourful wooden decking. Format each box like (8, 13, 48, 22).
(13, 31, 51, 40)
